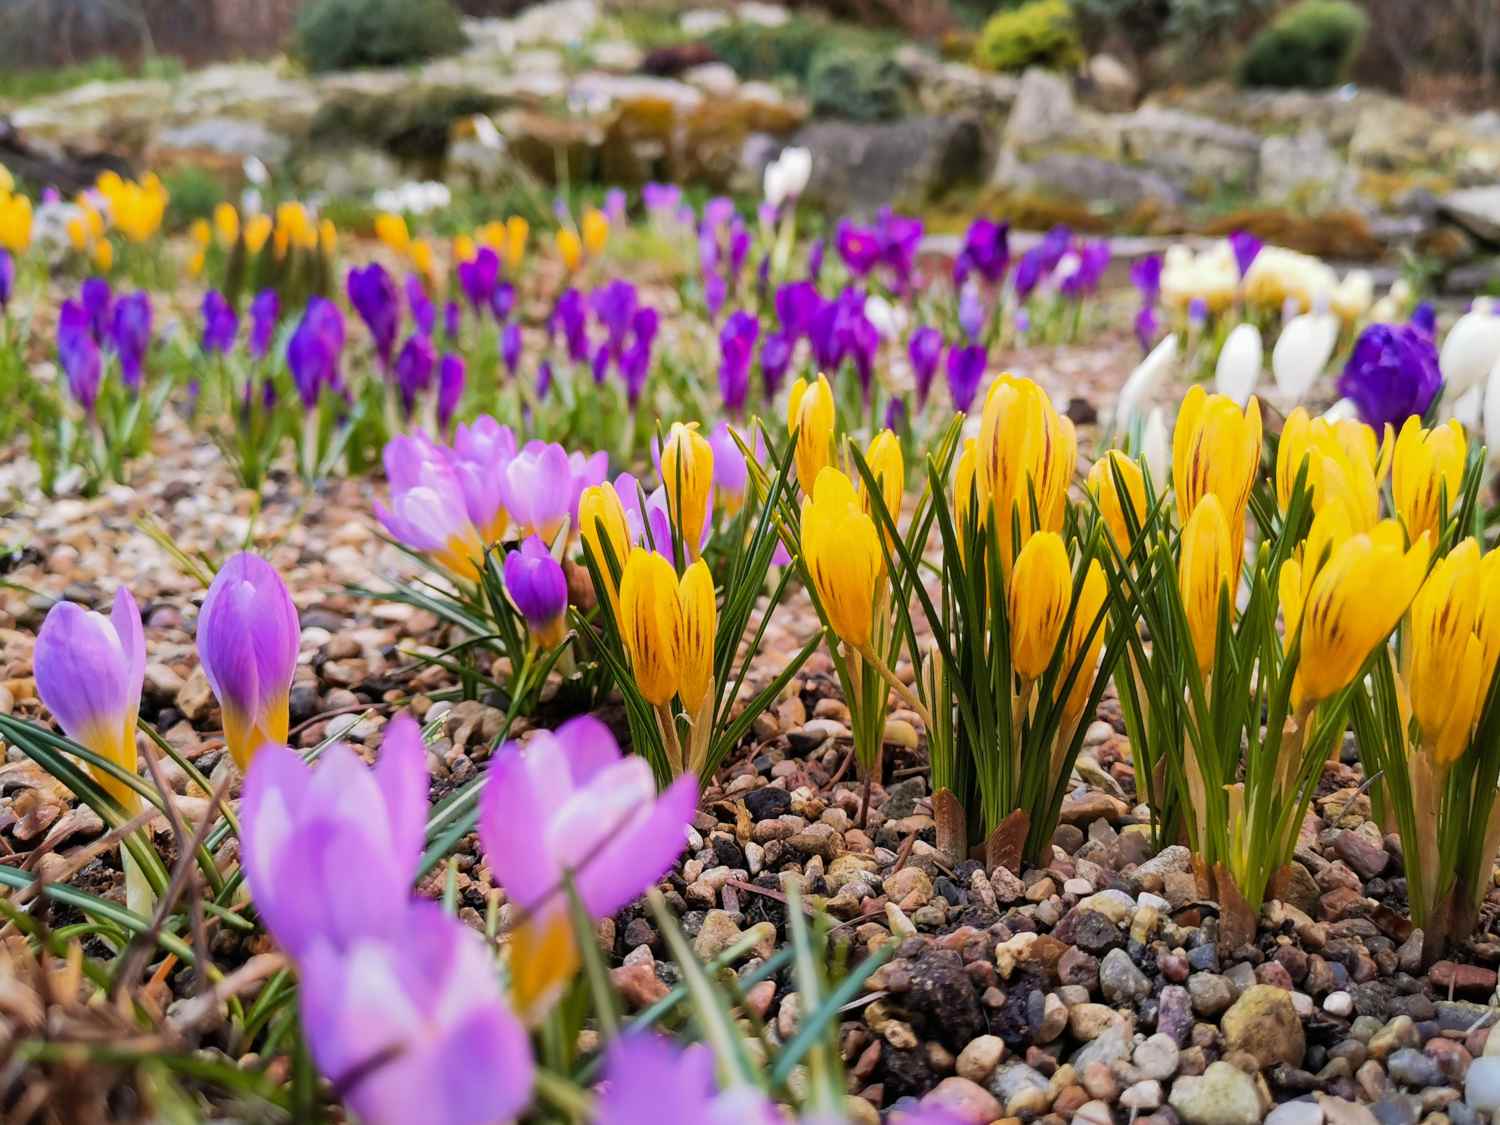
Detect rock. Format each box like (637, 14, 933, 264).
(296, 146, 403, 198)
(1084, 54, 1138, 112)
(155, 116, 292, 165)
(1158, 985, 1195, 1045)
(1188, 973, 1235, 1017)
(1386, 1047, 1443, 1088)
(1222, 985, 1306, 1069)
(1134, 1033, 1182, 1081)
(1467, 1056, 1500, 1113)
(787, 116, 985, 215)
(987, 1061, 1050, 1111)
(1315, 1094, 1381, 1125)
(1442, 186, 1500, 245)
(1266, 1100, 1325, 1125)
(908, 948, 986, 1051)
(1332, 831, 1389, 880)
(1073, 1020, 1134, 1070)
(1324, 991, 1354, 1017)
(610, 962, 668, 1009)
(176, 666, 216, 722)
(1169, 1061, 1264, 1125)
(1070, 1003, 1120, 1041)
(1122, 1079, 1164, 1109)
(1259, 129, 1355, 211)
(897, 47, 1017, 131)
(922, 1076, 1002, 1124)
(692, 910, 742, 960)
(1136, 845, 1194, 881)
(885, 866, 933, 908)
(1100, 948, 1151, 1004)
(956, 1035, 1006, 1084)
(1429, 961, 1499, 999)
(1058, 947, 1099, 989)
(744, 786, 791, 820)
(1119, 105, 1261, 193)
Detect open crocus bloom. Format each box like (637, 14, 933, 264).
(376, 435, 487, 582)
(197, 553, 300, 771)
(33, 587, 145, 812)
(240, 714, 426, 958)
(450, 415, 516, 544)
(499, 441, 574, 543)
(299, 901, 533, 1125)
(479, 716, 697, 1023)
(596, 1035, 784, 1125)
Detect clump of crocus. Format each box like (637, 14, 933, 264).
(376, 435, 487, 581)
(196, 553, 300, 770)
(504, 537, 569, 650)
(479, 716, 697, 1022)
(33, 588, 145, 814)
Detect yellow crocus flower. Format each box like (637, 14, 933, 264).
(1475, 548, 1500, 684)
(1173, 385, 1262, 555)
(1061, 559, 1109, 733)
(0, 164, 11, 193)
(0, 191, 33, 253)
(977, 374, 1075, 570)
(581, 208, 608, 258)
(1407, 538, 1485, 765)
(1086, 450, 1147, 556)
(506, 215, 530, 270)
(801, 467, 883, 648)
(676, 559, 717, 713)
(1392, 416, 1466, 545)
(1179, 494, 1236, 675)
(319, 218, 336, 256)
(375, 212, 410, 255)
(660, 422, 714, 561)
(189, 217, 212, 248)
(92, 239, 113, 273)
(557, 229, 583, 273)
(244, 214, 273, 254)
(864, 428, 904, 526)
(1282, 519, 1429, 707)
(579, 481, 632, 609)
(787, 374, 835, 495)
(66, 215, 89, 252)
(409, 239, 436, 284)
(619, 548, 682, 706)
(953, 437, 980, 552)
(1007, 530, 1072, 682)
(1275, 407, 1389, 530)
(214, 201, 240, 248)
(188, 248, 206, 278)
(454, 233, 477, 264)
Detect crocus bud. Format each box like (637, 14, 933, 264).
(33, 588, 145, 811)
(500, 441, 574, 543)
(787, 374, 835, 495)
(197, 553, 299, 770)
(376, 436, 486, 580)
(1391, 416, 1466, 545)
(1178, 495, 1235, 675)
(581, 208, 609, 257)
(1007, 531, 1071, 682)
(1060, 560, 1108, 735)
(504, 537, 568, 650)
(864, 428, 903, 528)
(437, 353, 464, 432)
(1086, 451, 1147, 556)
(619, 548, 682, 706)
(1408, 539, 1485, 765)
(578, 481, 633, 610)
(676, 560, 716, 714)
(800, 467, 882, 648)
(1172, 384, 1261, 559)
(659, 423, 714, 562)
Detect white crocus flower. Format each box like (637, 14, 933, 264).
(1141, 407, 1171, 492)
(1115, 334, 1178, 431)
(1215, 323, 1262, 407)
(1271, 308, 1338, 405)
(1439, 306, 1500, 401)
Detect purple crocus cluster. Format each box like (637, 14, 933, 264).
(1012, 225, 1073, 303)
(1336, 322, 1442, 430)
(718, 310, 760, 414)
(835, 208, 924, 293)
(1130, 254, 1164, 354)
(552, 282, 660, 406)
(57, 277, 156, 408)
(953, 217, 1010, 288)
(698, 197, 751, 318)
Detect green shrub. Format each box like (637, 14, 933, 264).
(1236, 0, 1368, 89)
(294, 0, 466, 73)
(806, 45, 909, 122)
(704, 18, 845, 82)
(972, 0, 1084, 74)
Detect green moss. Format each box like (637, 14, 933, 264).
(1236, 0, 1367, 89)
(972, 0, 1083, 74)
(294, 0, 466, 73)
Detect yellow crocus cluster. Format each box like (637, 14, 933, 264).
(1279, 506, 1429, 708)
(618, 549, 716, 714)
(375, 212, 410, 255)
(273, 202, 320, 257)
(975, 374, 1076, 571)
(1172, 385, 1261, 558)
(558, 207, 609, 272)
(578, 480, 632, 611)
(660, 423, 714, 562)
(65, 196, 112, 271)
(1087, 450, 1148, 556)
(0, 187, 33, 254)
(1275, 408, 1390, 530)
(475, 215, 530, 271)
(1391, 417, 1467, 545)
(97, 171, 167, 244)
(801, 467, 884, 648)
(787, 374, 836, 494)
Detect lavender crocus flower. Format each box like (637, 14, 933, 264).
(33, 587, 145, 812)
(201, 290, 237, 354)
(1228, 229, 1263, 278)
(760, 331, 793, 398)
(109, 292, 152, 391)
(595, 1035, 782, 1125)
(451, 415, 516, 543)
(479, 715, 697, 1022)
(1336, 322, 1442, 430)
(954, 217, 1009, 286)
(394, 333, 436, 419)
(456, 247, 499, 312)
(197, 552, 299, 771)
(443, 300, 461, 343)
(82, 277, 112, 342)
(0, 249, 12, 311)
(438, 353, 465, 432)
(501, 322, 522, 377)
(249, 290, 279, 359)
(376, 436, 485, 578)
(240, 713, 427, 957)
(718, 310, 759, 414)
(775, 281, 821, 342)
(347, 263, 399, 369)
(708, 421, 750, 513)
(406, 275, 435, 337)
(490, 281, 515, 324)
(499, 441, 575, 542)
(946, 344, 987, 413)
(642, 182, 681, 216)
(908, 325, 943, 407)
(59, 302, 101, 412)
(958, 284, 985, 343)
(603, 187, 627, 225)
(701, 196, 735, 232)
(836, 220, 880, 277)
(503, 536, 568, 649)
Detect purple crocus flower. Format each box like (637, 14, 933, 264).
(591, 342, 612, 385)
(1013, 247, 1046, 303)
(1337, 322, 1442, 430)
(884, 396, 908, 435)
(1188, 297, 1209, 330)
(876, 208, 923, 290)
(592, 280, 637, 348)
(946, 344, 987, 412)
(240, 712, 427, 958)
(1130, 255, 1163, 304)
(490, 281, 515, 324)
(958, 284, 985, 343)
(622, 307, 658, 406)
(908, 325, 943, 407)
(0, 250, 13, 311)
(554, 289, 589, 363)
(59, 301, 101, 412)
(808, 236, 825, 282)
(288, 298, 345, 409)
(776, 281, 822, 342)
(703, 271, 726, 319)
(595, 1035, 782, 1125)
(503, 536, 568, 649)
(394, 333, 436, 419)
(954, 217, 1009, 286)
(443, 300, 461, 343)
(196, 552, 299, 771)
(727, 219, 751, 283)
(501, 322, 522, 377)
(851, 314, 880, 401)
(297, 901, 534, 1125)
(82, 277, 112, 342)
(708, 421, 751, 512)
(406, 275, 435, 337)
(642, 182, 681, 216)
(603, 187, 627, 225)
(201, 290, 238, 355)
(701, 196, 735, 232)
(760, 331, 793, 398)
(437, 353, 464, 432)
(478, 715, 697, 1022)
(249, 290, 279, 359)
(718, 310, 760, 414)
(1410, 302, 1437, 340)
(836, 220, 880, 277)
(537, 359, 553, 400)
(1135, 304, 1162, 354)
(1228, 229, 1263, 278)
(1037, 225, 1073, 273)
(499, 441, 575, 542)
(346, 263, 399, 369)
(109, 292, 151, 391)
(456, 247, 499, 313)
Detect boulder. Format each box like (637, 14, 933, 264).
(787, 116, 984, 215)
(154, 117, 293, 166)
(1348, 100, 1444, 172)
(1259, 128, 1355, 211)
(897, 46, 1019, 130)
(1441, 186, 1500, 245)
(295, 145, 405, 198)
(994, 151, 1183, 211)
(1003, 67, 1122, 160)
(1119, 105, 1261, 195)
